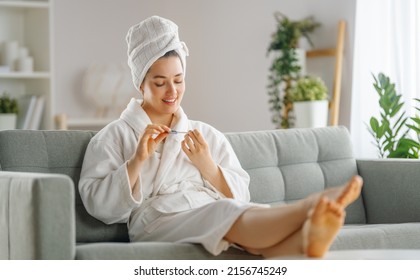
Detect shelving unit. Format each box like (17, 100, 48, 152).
(0, 0, 52, 129)
(0, 1, 49, 8)
(54, 113, 113, 131)
(306, 20, 346, 126)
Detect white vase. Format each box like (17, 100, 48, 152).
(293, 100, 328, 128)
(3, 41, 18, 71)
(0, 114, 17, 130)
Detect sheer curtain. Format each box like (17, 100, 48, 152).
(351, 0, 420, 158)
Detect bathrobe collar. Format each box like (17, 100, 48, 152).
(119, 98, 189, 142)
(120, 98, 190, 195)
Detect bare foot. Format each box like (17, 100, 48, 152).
(303, 197, 345, 258)
(336, 175, 363, 208)
(306, 175, 363, 209)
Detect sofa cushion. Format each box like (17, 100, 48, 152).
(0, 130, 129, 243)
(357, 159, 420, 224)
(331, 223, 420, 250)
(76, 242, 261, 260)
(225, 126, 366, 224)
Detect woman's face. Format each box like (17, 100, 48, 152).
(140, 55, 185, 119)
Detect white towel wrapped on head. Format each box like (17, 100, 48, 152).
(126, 15, 189, 92)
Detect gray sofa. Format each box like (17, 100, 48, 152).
(1, 126, 420, 260)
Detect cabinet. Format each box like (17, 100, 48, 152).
(0, 0, 52, 129)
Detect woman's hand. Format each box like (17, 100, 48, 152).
(135, 124, 170, 163)
(181, 129, 233, 198)
(181, 129, 217, 174)
(127, 124, 170, 191)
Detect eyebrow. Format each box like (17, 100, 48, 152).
(152, 73, 184, 79)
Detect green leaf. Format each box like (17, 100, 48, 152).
(370, 117, 379, 133)
(373, 84, 382, 95)
(399, 138, 420, 149)
(407, 124, 420, 134)
(410, 117, 420, 125)
(390, 102, 404, 117)
(395, 119, 408, 136)
(383, 140, 394, 152)
(393, 112, 407, 128)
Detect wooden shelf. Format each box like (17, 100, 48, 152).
(0, 1, 49, 8)
(306, 48, 336, 58)
(0, 72, 50, 79)
(0, 1, 49, 9)
(67, 118, 114, 128)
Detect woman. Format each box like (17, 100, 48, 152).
(79, 15, 362, 258)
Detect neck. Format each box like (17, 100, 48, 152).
(153, 114, 174, 127)
(145, 109, 174, 127)
(141, 102, 177, 127)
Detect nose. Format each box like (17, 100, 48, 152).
(167, 82, 177, 94)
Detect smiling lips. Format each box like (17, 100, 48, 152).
(163, 98, 176, 104)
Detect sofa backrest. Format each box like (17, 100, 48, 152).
(225, 126, 366, 224)
(0, 130, 129, 243)
(0, 126, 366, 244)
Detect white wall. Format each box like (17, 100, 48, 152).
(53, 0, 356, 132)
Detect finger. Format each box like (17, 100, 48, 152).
(154, 132, 168, 144)
(184, 134, 196, 151)
(181, 140, 191, 155)
(145, 124, 171, 134)
(191, 129, 205, 145)
(187, 130, 202, 147)
(160, 125, 171, 133)
(144, 127, 165, 136)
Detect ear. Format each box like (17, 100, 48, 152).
(139, 83, 144, 95)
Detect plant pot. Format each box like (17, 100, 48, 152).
(293, 100, 328, 128)
(0, 113, 17, 130)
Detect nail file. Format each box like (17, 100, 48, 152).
(169, 130, 188, 134)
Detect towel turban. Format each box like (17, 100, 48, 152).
(126, 16, 189, 92)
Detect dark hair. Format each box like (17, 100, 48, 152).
(141, 50, 181, 87)
(162, 50, 179, 58)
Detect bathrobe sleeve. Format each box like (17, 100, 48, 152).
(204, 127, 251, 202)
(79, 134, 141, 225)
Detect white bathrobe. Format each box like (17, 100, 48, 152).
(79, 98, 255, 255)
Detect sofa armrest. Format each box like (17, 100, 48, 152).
(0, 171, 75, 259)
(357, 159, 420, 224)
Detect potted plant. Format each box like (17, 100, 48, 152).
(289, 76, 329, 128)
(368, 72, 420, 158)
(0, 92, 19, 130)
(267, 12, 320, 128)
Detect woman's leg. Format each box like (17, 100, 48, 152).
(224, 175, 362, 257)
(243, 197, 345, 258)
(224, 198, 312, 249)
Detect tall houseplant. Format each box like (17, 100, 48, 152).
(368, 73, 420, 158)
(267, 12, 320, 128)
(0, 92, 19, 130)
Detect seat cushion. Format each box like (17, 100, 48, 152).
(331, 223, 420, 250)
(76, 242, 262, 260)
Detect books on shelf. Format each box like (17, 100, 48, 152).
(16, 95, 45, 130)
